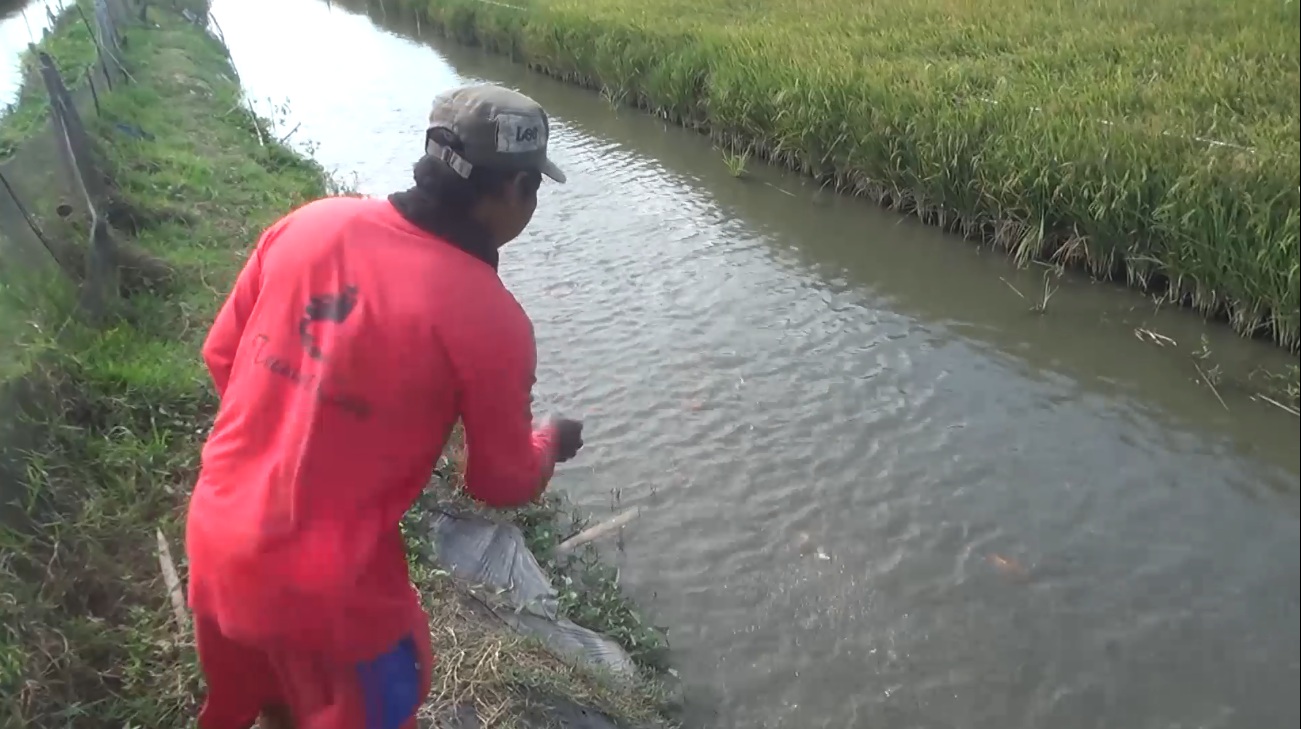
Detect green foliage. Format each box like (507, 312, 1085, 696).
(400, 0, 1301, 348)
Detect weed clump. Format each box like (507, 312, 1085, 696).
(434, 439, 672, 674)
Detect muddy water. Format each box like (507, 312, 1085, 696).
(211, 1, 1300, 726)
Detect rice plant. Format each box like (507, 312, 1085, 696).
(399, 0, 1300, 349)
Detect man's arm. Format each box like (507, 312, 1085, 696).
(450, 308, 558, 509)
(201, 220, 288, 398)
(202, 251, 262, 399)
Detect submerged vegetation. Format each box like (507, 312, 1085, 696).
(0, 3, 673, 727)
(398, 0, 1299, 349)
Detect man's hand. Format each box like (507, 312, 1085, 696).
(552, 418, 584, 463)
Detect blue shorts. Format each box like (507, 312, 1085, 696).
(196, 613, 432, 729)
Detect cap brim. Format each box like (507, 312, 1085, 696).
(539, 157, 566, 184)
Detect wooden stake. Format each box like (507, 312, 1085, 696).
(156, 529, 190, 633)
(555, 507, 641, 555)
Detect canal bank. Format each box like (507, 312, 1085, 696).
(394, 0, 1299, 351)
(1, 0, 60, 109)
(0, 2, 674, 727)
(0, 0, 96, 157)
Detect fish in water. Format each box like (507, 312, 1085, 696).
(987, 553, 1029, 579)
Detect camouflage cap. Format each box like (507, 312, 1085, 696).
(425, 84, 566, 184)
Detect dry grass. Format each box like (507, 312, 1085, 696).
(431, 432, 672, 673)
(398, 0, 1299, 348)
(405, 438, 675, 727)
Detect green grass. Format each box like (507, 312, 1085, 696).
(396, 0, 1300, 349)
(0, 3, 674, 727)
(0, 0, 101, 159)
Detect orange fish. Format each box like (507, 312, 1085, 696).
(988, 553, 1029, 579)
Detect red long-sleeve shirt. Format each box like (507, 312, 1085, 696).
(185, 196, 556, 660)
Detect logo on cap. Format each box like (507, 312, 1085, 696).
(496, 112, 546, 154)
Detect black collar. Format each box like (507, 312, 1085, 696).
(387, 189, 499, 271)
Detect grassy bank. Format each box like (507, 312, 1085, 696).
(0, 4, 672, 727)
(0, 7, 99, 158)
(398, 0, 1299, 350)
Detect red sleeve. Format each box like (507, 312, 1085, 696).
(202, 222, 281, 397)
(450, 303, 558, 509)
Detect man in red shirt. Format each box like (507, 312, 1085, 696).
(185, 84, 583, 729)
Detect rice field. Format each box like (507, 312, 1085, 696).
(405, 0, 1300, 348)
